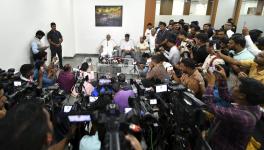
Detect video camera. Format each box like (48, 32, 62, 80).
(128, 78, 211, 149)
(0, 68, 21, 95)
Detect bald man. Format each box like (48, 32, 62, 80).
(100, 34, 117, 57)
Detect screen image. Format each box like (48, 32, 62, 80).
(68, 115, 91, 122)
(156, 85, 167, 93)
(150, 99, 157, 105)
(64, 106, 72, 113)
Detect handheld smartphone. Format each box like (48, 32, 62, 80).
(64, 105, 72, 113)
(14, 81, 22, 87)
(213, 44, 217, 50)
(124, 108, 132, 114)
(150, 99, 157, 105)
(155, 84, 167, 93)
(99, 79, 111, 85)
(68, 115, 91, 122)
(89, 96, 98, 103)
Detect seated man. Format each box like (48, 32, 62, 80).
(146, 55, 170, 82)
(57, 64, 75, 93)
(34, 60, 55, 88)
(218, 51, 264, 84)
(120, 34, 135, 58)
(137, 36, 149, 54)
(19, 64, 35, 84)
(171, 58, 205, 99)
(204, 66, 264, 150)
(31, 30, 49, 62)
(19, 64, 43, 96)
(99, 34, 117, 57)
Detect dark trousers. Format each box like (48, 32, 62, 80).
(51, 47, 63, 68)
(121, 50, 135, 58)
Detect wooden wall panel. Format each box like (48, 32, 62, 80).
(256, 0, 264, 15)
(233, 0, 242, 25)
(183, 1, 191, 15)
(143, 0, 156, 35)
(206, 0, 213, 15)
(210, 0, 219, 26)
(160, 0, 173, 15)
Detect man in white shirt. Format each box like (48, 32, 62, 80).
(144, 23, 153, 40)
(224, 22, 234, 38)
(148, 28, 156, 54)
(100, 34, 117, 57)
(163, 34, 180, 66)
(137, 36, 149, 53)
(31, 30, 49, 62)
(120, 34, 135, 58)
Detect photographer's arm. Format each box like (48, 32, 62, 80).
(48, 138, 68, 150)
(146, 70, 154, 79)
(160, 39, 168, 47)
(0, 93, 7, 119)
(0, 107, 6, 119)
(217, 52, 242, 66)
(188, 47, 194, 59)
(125, 134, 142, 150)
(48, 125, 76, 150)
(171, 72, 181, 83)
(203, 72, 239, 121)
(37, 69, 43, 89)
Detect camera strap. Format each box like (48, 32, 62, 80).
(206, 120, 221, 143)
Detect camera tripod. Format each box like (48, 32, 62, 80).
(130, 63, 138, 74)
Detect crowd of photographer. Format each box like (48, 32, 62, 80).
(0, 18, 263, 150)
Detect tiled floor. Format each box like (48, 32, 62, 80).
(63, 54, 99, 69)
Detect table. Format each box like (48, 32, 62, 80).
(96, 63, 139, 79)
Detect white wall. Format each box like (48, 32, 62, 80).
(214, 0, 236, 29)
(237, 15, 264, 33)
(73, 0, 146, 54)
(0, 0, 75, 70)
(155, 15, 211, 26)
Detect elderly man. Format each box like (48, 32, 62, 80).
(99, 34, 117, 57)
